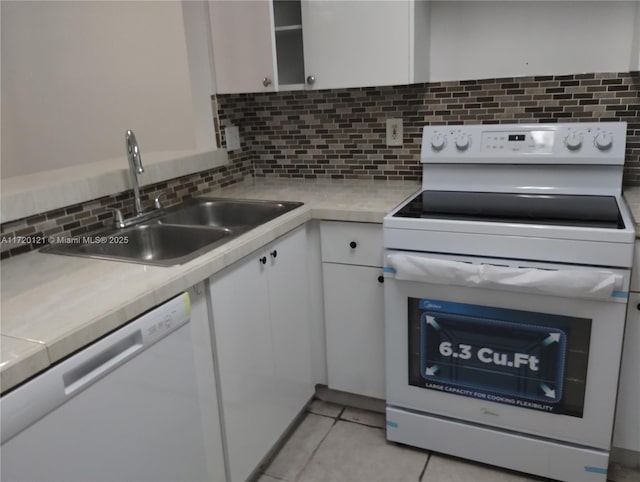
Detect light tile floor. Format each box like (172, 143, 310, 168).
(257, 400, 639, 482)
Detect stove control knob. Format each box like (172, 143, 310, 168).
(565, 132, 582, 151)
(594, 131, 613, 151)
(431, 133, 446, 151)
(455, 134, 471, 151)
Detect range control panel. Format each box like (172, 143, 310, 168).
(421, 122, 626, 165)
(481, 130, 555, 153)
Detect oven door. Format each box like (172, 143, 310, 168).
(383, 250, 629, 450)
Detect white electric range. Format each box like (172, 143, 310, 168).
(383, 122, 633, 482)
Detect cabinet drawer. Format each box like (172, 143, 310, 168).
(320, 221, 383, 267)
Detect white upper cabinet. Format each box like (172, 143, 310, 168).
(301, 0, 429, 91)
(273, 0, 306, 89)
(209, 0, 429, 94)
(209, 0, 277, 94)
(429, 1, 638, 82)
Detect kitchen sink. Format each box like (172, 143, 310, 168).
(42, 198, 304, 266)
(42, 224, 234, 266)
(155, 198, 303, 229)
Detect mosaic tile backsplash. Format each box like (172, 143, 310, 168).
(2, 71, 638, 258)
(217, 71, 638, 183)
(0, 155, 252, 259)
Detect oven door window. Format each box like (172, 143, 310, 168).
(408, 298, 591, 418)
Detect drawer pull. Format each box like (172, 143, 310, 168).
(349, 241, 357, 249)
(378, 275, 384, 284)
(259, 256, 267, 265)
(270, 250, 278, 259)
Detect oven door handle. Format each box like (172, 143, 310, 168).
(386, 253, 624, 300)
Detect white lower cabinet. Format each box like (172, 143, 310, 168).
(320, 221, 385, 399)
(323, 263, 386, 399)
(208, 226, 313, 482)
(186, 284, 227, 482)
(613, 292, 640, 455)
(611, 241, 640, 464)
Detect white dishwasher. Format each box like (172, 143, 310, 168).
(1, 291, 226, 482)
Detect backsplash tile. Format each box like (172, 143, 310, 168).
(216, 71, 639, 183)
(0, 158, 252, 259)
(2, 71, 638, 259)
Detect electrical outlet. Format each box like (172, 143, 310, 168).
(225, 125, 241, 151)
(386, 118, 403, 147)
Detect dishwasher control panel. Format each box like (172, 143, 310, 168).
(144, 293, 190, 343)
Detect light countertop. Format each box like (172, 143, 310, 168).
(622, 186, 640, 236)
(0, 178, 419, 393)
(3, 180, 639, 394)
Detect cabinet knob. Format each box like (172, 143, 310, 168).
(349, 241, 357, 249)
(636, 303, 640, 311)
(259, 256, 267, 265)
(262, 77, 272, 87)
(378, 275, 384, 284)
(270, 250, 278, 259)
(306, 75, 315, 85)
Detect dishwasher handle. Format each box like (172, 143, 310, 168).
(63, 331, 143, 396)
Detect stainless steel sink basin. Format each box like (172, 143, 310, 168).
(155, 198, 303, 230)
(43, 224, 234, 266)
(42, 197, 304, 266)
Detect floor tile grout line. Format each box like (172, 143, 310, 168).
(337, 417, 386, 431)
(306, 400, 345, 420)
(259, 472, 288, 482)
(418, 452, 432, 481)
(293, 415, 342, 482)
(307, 409, 341, 420)
(337, 407, 386, 428)
(263, 407, 337, 481)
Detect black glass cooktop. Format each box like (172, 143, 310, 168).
(394, 191, 625, 229)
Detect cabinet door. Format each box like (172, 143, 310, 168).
(301, 0, 411, 90)
(209, 253, 279, 482)
(187, 285, 226, 482)
(612, 293, 640, 453)
(209, 0, 277, 94)
(323, 263, 386, 399)
(306, 221, 328, 386)
(267, 226, 314, 434)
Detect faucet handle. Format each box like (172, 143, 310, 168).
(110, 208, 125, 229)
(153, 192, 168, 210)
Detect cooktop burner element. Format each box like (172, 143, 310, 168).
(393, 191, 625, 229)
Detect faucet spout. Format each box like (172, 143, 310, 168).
(125, 130, 144, 215)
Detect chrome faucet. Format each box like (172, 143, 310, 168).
(126, 130, 144, 215)
(111, 131, 164, 229)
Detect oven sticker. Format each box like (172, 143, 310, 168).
(408, 298, 588, 417)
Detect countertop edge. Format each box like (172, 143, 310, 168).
(4, 182, 636, 393)
(0, 336, 50, 393)
(1, 180, 417, 393)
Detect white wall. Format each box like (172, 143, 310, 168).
(181, 0, 217, 150)
(633, 0, 640, 70)
(429, 1, 638, 82)
(1, 1, 215, 179)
